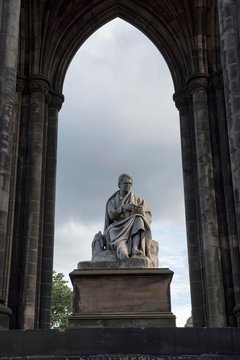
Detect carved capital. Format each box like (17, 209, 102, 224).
(188, 73, 209, 93)
(29, 76, 50, 95)
(173, 91, 190, 111)
(48, 90, 65, 110)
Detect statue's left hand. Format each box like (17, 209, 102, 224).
(136, 205, 144, 215)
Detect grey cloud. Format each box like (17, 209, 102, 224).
(56, 130, 184, 226)
(56, 17, 185, 248)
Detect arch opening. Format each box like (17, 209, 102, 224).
(48, 2, 191, 93)
(54, 18, 191, 327)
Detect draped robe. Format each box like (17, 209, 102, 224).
(104, 191, 152, 260)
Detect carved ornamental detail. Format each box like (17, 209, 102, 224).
(173, 90, 190, 112)
(29, 76, 50, 95)
(48, 90, 65, 111)
(187, 74, 209, 93)
(16, 75, 26, 93)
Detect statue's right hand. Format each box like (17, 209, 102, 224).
(121, 203, 135, 212)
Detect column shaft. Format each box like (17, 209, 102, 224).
(190, 75, 226, 327)
(218, 0, 240, 245)
(0, 0, 21, 304)
(174, 93, 205, 327)
(3, 78, 25, 307)
(39, 92, 63, 328)
(8, 90, 30, 329)
(208, 78, 236, 326)
(216, 81, 240, 321)
(19, 78, 49, 329)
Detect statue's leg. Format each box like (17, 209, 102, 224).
(132, 231, 144, 256)
(117, 241, 129, 260)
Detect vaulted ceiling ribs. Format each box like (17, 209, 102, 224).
(18, 0, 219, 93)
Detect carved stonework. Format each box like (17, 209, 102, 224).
(29, 76, 50, 95)
(16, 75, 26, 93)
(173, 90, 190, 111)
(48, 90, 65, 110)
(188, 74, 209, 93)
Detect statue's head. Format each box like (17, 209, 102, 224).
(118, 174, 133, 189)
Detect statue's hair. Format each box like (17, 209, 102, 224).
(118, 173, 132, 187)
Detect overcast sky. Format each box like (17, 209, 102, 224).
(53, 18, 191, 327)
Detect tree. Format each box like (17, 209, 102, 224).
(51, 271, 73, 329)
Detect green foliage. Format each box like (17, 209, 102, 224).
(51, 271, 73, 329)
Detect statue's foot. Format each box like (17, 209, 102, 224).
(132, 249, 144, 256)
(119, 252, 129, 260)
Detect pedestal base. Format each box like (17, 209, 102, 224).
(0, 304, 12, 330)
(69, 312, 175, 328)
(69, 268, 175, 328)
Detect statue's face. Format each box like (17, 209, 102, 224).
(119, 177, 132, 194)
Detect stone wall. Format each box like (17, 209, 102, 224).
(0, 328, 240, 360)
(1, 355, 239, 360)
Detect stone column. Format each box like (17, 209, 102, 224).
(3, 76, 25, 304)
(0, 0, 21, 329)
(7, 86, 30, 329)
(218, 0, 240, 245)
(39, 90, 64, 329)
(214, 72, 240, 326)
(18, 76, 49, 329)
(174, 91, 205, 327)
(218, 1, 240, 325)
(208, 72, 237, 326)
(188, 74, 226, 327)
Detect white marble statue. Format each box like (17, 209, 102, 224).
(86, 174, 159, 268)
(103, 174, 152, 260)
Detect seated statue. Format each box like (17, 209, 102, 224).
(103, 173, 152, 261)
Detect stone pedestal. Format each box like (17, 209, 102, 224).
(68, 268, 175, 328)
(0, 304, 12, 330)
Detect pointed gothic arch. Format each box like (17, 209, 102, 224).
(1, 0, 240, 330)
(18, 0, 221, 93)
